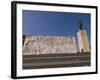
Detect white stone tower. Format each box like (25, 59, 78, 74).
(77, 21, 90, 52)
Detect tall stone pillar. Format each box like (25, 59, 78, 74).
(77, 30, 90, 52)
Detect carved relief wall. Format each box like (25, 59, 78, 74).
(23, 36, 77, 55)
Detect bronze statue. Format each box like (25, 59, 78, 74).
(77, 20, 83, 30)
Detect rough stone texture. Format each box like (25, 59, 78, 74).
(23, 36, 77, 55)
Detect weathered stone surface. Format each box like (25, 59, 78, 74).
(23, 36, 77, 55)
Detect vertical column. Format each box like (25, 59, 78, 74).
(77, 30, 90, 52)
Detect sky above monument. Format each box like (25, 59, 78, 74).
(22, 10, 91, 51)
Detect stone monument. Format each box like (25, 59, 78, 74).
(77, 20, 90, 52)
(23, 36, 77, 55)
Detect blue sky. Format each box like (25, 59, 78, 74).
(22, 10, 91, 51)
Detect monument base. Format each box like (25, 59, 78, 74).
(23, 52, 90, 69)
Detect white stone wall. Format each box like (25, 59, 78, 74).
(23, 36, 77, 55)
